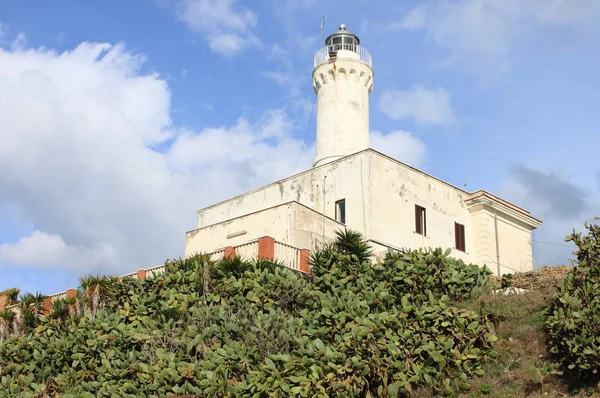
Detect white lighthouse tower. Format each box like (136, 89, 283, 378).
(312, 24, 374, 168)
(186, 25, 541, 279)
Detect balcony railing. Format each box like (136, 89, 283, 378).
(313, 45, 372, 68)
(274, 241, 302, 271)
(2, 237, 309, 315)
(235, 240, 259, 260)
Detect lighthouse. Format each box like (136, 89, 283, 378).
(187, 24, 541, 280)
(312, 24, 374, 168)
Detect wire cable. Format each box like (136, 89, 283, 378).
(291, 96, 317, 175)
(532, 240, 574, 249)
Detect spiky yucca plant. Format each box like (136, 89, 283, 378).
(79, 275, 116, 316)
(48, 299, 69, 326)
(333, 229, 374, 263)
(211, 255, 253, 279)
(254, 258, 288, 274)
(310, 229, 374, 276)
(63, 296, 77, 317)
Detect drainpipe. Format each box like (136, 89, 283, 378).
(494, 208, 501, 276)
(322, 175, 327, 243)
(360, 158, 367, 237)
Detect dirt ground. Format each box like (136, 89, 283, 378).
(491, 265, 575, 291)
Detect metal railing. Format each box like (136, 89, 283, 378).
(313, 45, 372, 68)
(274, 241, 302, 271)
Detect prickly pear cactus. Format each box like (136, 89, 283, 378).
(546, 219, 600, 383)
(0, 231, 499, 396)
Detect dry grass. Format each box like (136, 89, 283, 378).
(411, 266, 600, 397)
(452, 285, 600, 398)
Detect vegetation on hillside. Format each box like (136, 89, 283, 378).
(1, 221, 600, 397)
(0, 230, 498, 397)
(0, 289, 19, 307)
(545, 219, 600, 388)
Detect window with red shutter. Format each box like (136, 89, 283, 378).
(455, 222, 465, 252)
(335, 199, 346, 224)
(415, 205, 426, 236)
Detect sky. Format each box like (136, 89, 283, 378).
(1, 0, 600, 295)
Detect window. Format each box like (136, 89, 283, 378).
(335, 199, 346, 224)
(415, 205, 426, 236)
(455, 222, 466, 252)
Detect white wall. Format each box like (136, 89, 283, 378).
(187, 201, 345, 257)
(186, 203, 292, 257)
(189, 150, 540, 275)
(292, 203, 346, 250)
(470, 208, 495, 269)
(496, 212, 534, 274)
(466, 197, 539, 275)
(196, 151, 371, 236)
(367, 152, 473, 263)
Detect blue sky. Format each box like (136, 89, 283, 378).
(1, 0, 599, 295)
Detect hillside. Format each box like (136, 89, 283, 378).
(0, 226, 599, 397)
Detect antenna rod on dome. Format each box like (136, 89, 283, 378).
(320, 16, 327, 47)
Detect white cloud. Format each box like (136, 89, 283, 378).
(259, 1, 321, 100)
(378, 85, 455, 126)
(394, 0, 600, 77)
(534, 0, 600, 27)
(11, 32, 27, 50)
(499, 164, 600, 267)
(389, 5, 427, 31)
(0, 231, 118, 271)
(0, 41, 312, 274)
(371, 130, 427, 168)
(175, 0, 260, 56)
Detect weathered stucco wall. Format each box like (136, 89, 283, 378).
(189, 149, 540, 275)
(292, 203, 346, 250)
(470, 208, 495, 268)
(495, 212, 534, 274)
(367, 152, 472, 264)
(467, 198, 539, 275)
(196, 151, 371, 235)
(187, 202, 345, 257)
(186, 204, 292, 257)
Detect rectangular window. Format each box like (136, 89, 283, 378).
(455, 222, 466, 252)
(335, 199, 346, 224)
(415, 205, 426, 236)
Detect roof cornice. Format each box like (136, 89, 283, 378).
(465, 194, 542, 230)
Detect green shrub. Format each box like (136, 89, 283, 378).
(0, 288, 20, 307)
(545, 219, 600, 384)
(0, 230, 498, 397)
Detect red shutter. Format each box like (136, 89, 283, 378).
(455, 222, 459, 249)
(415, 205, 420, 234)
(455, 223, 465, 252)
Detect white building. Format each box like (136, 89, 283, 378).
(185, 25, 541, 276)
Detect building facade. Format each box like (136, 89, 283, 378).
(185, 25, 541, 276)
